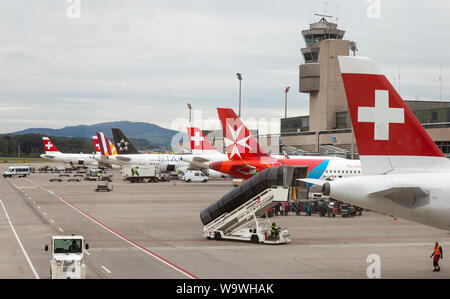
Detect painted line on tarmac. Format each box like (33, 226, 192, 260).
(27, 178, 198, 279)
(0, 200, 40, 279)
(101, 266, 112, 274)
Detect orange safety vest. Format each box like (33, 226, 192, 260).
(434, 245, 441, 255)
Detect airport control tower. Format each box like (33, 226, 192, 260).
(299, 16, 355, 132)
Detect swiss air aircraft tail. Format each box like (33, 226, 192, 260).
(186, 127, 220, 155)
(92, 136, 101, 154)
(96, 132, 117, 156)
(111, 128, 140, 155)
(338, 56, 450, 174)
(42, 137, 61, 154)
(217, 108, 270, 160)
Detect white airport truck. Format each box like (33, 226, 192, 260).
(45, 235, 89, 279)
(2, 166, 31, 178)
(122, 164, 161, 183)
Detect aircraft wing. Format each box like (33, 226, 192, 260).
(370, 187, 430, 209)
(297, 178, 328, 186)
(188, 160, 209, 170)
(115, 155, 131, 162)
(42, 154, 56, 159)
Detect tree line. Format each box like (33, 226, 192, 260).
(0, 134, 95, 158)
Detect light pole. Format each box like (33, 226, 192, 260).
(236, 73, 242, 117)
(284, 86, 290, 118)
(187, 103, 192, 123)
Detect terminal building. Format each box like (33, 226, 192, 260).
(279, 17, 450, 158)
(180, 17, 450, 158)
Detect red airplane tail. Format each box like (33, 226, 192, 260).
(338, 56, 449, 174)
(186, 127, 218, 154)
(217, 108, 269, 160)
(92, 136, 101, 154)
(42, 137, 60, 153)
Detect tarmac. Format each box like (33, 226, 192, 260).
(1, 162, 449, 279)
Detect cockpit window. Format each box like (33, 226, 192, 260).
(53, 239, 82, 254)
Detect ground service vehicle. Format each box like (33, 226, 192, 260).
(45, 235, 89, 279)
(84, 168, 101, 181)
(122, 164, 160, 183)
(3, 166, 31, 178)
(183, 170, 208, 183)
(201, 166, 307, 244)
(95, 177, 113, 192)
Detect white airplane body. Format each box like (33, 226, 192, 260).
(302, 56, 450, 231)
(94, 131, 190, 172)
(186, 126, 361, 179)
(40, 137, 99, 166)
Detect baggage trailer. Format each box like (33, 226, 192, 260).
(201, 166, 308, 244)
(44, 235, 89, 279)
(122, 164, 160, 183)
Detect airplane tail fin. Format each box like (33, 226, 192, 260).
(42, 137, 61, 154)
(111, 128, 140, 154)
(96, 132, 117, 156)
(338, 56, 449, 174)
(217, 108, 269, 160)
(186, 127, 219, 155)
(92, 136, 101, 154)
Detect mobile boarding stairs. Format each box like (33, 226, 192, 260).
(200, 166, 308, 244)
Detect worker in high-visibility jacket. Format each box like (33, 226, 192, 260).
(271, 222, 280, 237)
(430, 241, 443, 272)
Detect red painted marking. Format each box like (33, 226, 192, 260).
(28, 179, 198, 279)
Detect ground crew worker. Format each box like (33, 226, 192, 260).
(430, 241, 443, 272)
(68, 240, 80, 253)
(271, 222, 280, 237)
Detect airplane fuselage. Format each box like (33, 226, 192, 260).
(210, 156, 361, 179)
(40, 152, 99, 166)
(326, 172, 450, 231)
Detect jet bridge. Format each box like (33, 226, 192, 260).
(200, 166, 308, 244)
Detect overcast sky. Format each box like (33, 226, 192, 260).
(0, 0, 449, 134)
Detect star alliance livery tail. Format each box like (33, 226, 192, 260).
(338, 56, 449, 175)
(111, 128, 140, 155)
(217, 108, 270, 161)
(96, 132, 117, 156)
(42, 137, 61, 154)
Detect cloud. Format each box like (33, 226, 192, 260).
(0, 0, 449, 134)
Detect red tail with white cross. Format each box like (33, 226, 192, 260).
(92, 136, 101, 154)
(338, 56, 448, 174)
(186, 127, 217, 154)
(42, 137, 60, 153)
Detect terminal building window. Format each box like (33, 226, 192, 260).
(436, 141, 450, 154)
(281, 116, 309, 133)
(336, 111, 349, 129)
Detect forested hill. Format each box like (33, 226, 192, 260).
(10, 121, 178, 147)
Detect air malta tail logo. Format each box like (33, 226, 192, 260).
(224, 122, 251, 159)
(357, 90, 404, 141)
